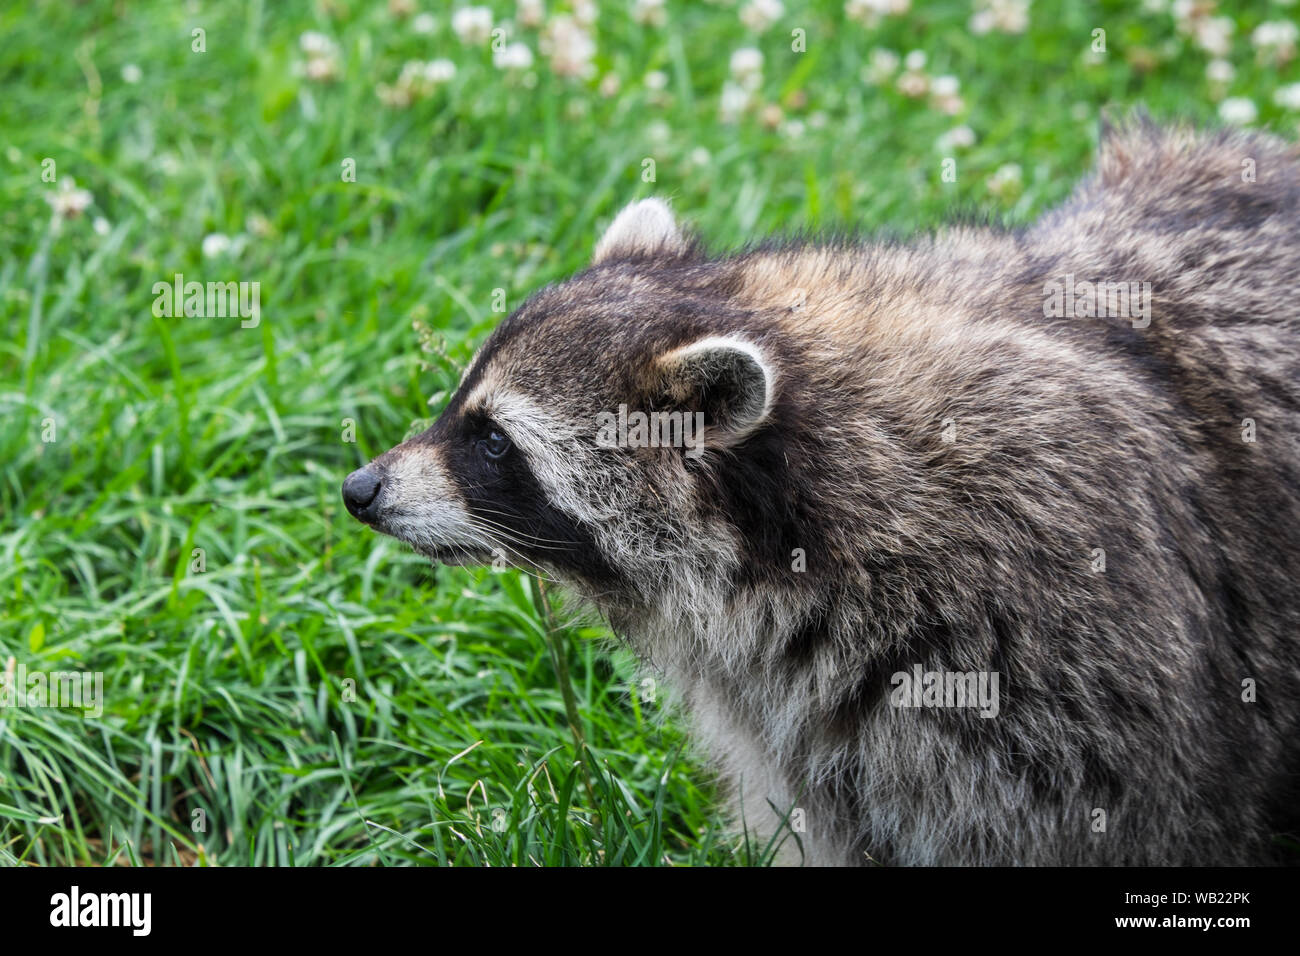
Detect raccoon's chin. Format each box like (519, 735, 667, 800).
(420, 544, 494, 567)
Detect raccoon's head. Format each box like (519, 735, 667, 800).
(342, 199, 785, 613)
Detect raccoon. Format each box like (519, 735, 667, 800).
(343, 120, 1300, 865)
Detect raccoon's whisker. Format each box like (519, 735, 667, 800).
(456, 525, 546, 575)
(467, 514, 577, 552)
(465, 508, 579, 546)
(464, 519, 565, 574)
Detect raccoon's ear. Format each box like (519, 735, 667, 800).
(655, 336, 774, 448)
(593, 198, 689, 264)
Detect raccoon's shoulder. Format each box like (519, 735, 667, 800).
(713, 230, 1024, 356)
(1049, 116, 1300, 237)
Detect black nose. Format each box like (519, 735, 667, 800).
(342, 468, 383, 520)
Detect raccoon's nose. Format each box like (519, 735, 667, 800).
(342, 467, 383, 521)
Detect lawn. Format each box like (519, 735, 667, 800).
(1, 0, 1296, 866)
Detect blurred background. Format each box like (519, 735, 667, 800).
(1, 0, 1296, 865)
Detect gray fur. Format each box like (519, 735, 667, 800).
(347, 121, 1300, 865)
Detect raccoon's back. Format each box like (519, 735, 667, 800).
(1029, 118, 1300, 333)
(1023, 120, 1300, 508)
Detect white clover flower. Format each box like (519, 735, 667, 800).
(730, 47, 764, 75)
(987, 162, 1023, 199)
(517, 0, 545, 29)
(299, 32, 335, 56)
(633, 0, 668, 27)
(599, 73, 621, 97)
(996, 0, 1030, 33)
(780, 118, 806, 140)
(970, 0, 1029, 36)
(846, 0, 911, 28)
(202, 233, 232, 258)
(304, 56, 340, 81)
(377, 84, 409, 107)
(1218, 96, 1257, 125)
(121, 63, 142, 84)
(423, 59, 457, 83)
(688, 146, 712, 167)
(1194, 16, 1233, 57)
(572, 0, 598, 26)
(1252, 21, 1298, 64)
(541, 15, 596, 78)
(904, 49, 927, 71)
(45, 178, 93, 219)
(1275, 83, 1300, 111)
(930, 76, 964, 115)
(246, 212, 274, 237)
(1253, 21, 1299, 49)
(845, 0, 876, 26)
(720, 81, 752, 123)
(298, 31, 340, 82)
(730, 46, 764, 91)
(412, 13, 437, 34)
(930, 74, 959, 97)
(896, 69, 929, 98)
(740, 0, 784, 32)
(645, 70, 669, 91)
(936, 125, 977, 151)
(1206, 59, 1235, 84)
(381, 59, 457, 107)
(451, 6, 493, 45)
(494, 42, 534, 70)
(93, 216, 111, 236)
(862, 47, 900, 84)
(935, 93, 965, 114)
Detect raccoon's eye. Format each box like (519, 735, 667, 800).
(479, 429, 512, 461)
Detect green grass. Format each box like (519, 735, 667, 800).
(1, 0, 1296, 866)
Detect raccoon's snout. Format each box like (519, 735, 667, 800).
(342, 467, 383, 522)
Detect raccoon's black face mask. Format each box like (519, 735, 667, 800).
(342, 199, 776, 592)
